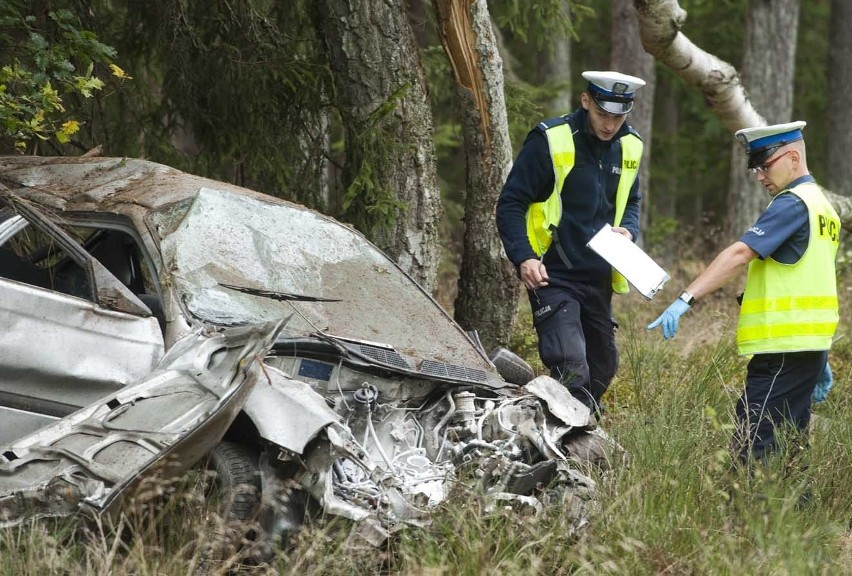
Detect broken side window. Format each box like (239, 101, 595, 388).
(64, 224, 165, 331)
(0, 207, 93, 301)
(0, 198, 154, 318)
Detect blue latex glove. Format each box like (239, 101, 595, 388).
(647, 298, 691, 339)
(812, 362, 833, 403)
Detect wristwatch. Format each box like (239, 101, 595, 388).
(678, 290, 696, 306)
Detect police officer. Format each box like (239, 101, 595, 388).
(648, 121, 841, 463)
(496, 70, 646, 413)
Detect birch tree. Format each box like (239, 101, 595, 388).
(633, 0, 852, 226)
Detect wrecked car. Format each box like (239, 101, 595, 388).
(0, 156, 614, 547)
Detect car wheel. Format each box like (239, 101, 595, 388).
(204, 440, 262, 522)
(198, 441, 262, 568)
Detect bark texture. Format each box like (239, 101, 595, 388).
(435, 0, 518, 351)
(538, 0, 573, 114)
(316, 0, 443, 291)
(611, 0, 656, 244)
(827, 0, 852, 197)
(725, 0, 799, 239)
(633, 0, 852, 228)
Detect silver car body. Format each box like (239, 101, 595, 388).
(0, 156, 611, 544)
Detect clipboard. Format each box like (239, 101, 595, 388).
(586, 224, 670, 299)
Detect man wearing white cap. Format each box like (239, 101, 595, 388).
(648, 121, 841, 464)
(496, 71, 646, 414)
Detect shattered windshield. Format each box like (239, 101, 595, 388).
(153, 188, 491, 369)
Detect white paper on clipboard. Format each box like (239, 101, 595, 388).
(586, 224, 670, 299)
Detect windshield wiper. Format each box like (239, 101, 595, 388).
(220, 283, 341, 302)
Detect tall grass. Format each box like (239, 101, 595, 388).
(2, 289, 850, 575)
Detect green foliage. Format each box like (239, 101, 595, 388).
(643, 214, 678, 251)
(0, 2, 121, 152)
(492, 0, 594, 49)
(679, 0, 746, 67)
(340, 85, 411, 240)
(64, 0, 332, 210)
(420, 44, 463, 164)
(503, 79, 547, 152)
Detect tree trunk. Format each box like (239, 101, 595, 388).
(435, 0, 518, 351)
(725, 0, 799, 239)
(654, 74, 680, 254)
(632, 0, 852, 229)
(408, 0, 432, 47)
(611, 0, 656, 245)
(296, 110, 332, 213)
(538, 0, 573, 115)
(316, 0, 443, 292)
(827, 0, 852, 197)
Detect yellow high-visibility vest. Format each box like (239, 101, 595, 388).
(737, 183, 840, 355)
(525, 121, 643, 293)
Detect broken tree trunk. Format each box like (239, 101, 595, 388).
(435, 0, 519, 351)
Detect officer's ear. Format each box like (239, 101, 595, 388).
(580, 92, 590, 111)
(788, 148, 801, 167)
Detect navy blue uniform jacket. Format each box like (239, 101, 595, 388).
(496, 107, 642, 288)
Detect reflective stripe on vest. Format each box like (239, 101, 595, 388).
(736, 183, 841, 355)
(524, 123, 643, 293)
(611, 133, 642, 293)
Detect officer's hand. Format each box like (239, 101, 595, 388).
(611, 226, 633, 241)
(519, 258, 549, 290)
(647, 298, 691, 339)
(812, 362, 833, 403)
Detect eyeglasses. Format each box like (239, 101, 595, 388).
(749, 150, 791, 175)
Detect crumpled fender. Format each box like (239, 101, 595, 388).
(242, 365, 342, 454)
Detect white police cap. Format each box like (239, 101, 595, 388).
(582, 71, 646, 115)
(735, 121, 806, 169)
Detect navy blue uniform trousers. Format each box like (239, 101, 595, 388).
(734, 350, 827, 462)
(528, 281, 617, 410)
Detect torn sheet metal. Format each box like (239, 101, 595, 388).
(242, 366, 341, 454)
(0, 321, 280, 528)
(0, 277, 164, 415)
(524, 375, 593, 428)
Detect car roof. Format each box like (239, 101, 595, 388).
(0, 155, 301, 220)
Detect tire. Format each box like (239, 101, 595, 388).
(205, 440, 262, 522)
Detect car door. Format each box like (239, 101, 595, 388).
(0, 196, 165, 441)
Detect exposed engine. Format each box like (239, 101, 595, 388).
(265, 353, 612, 544)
